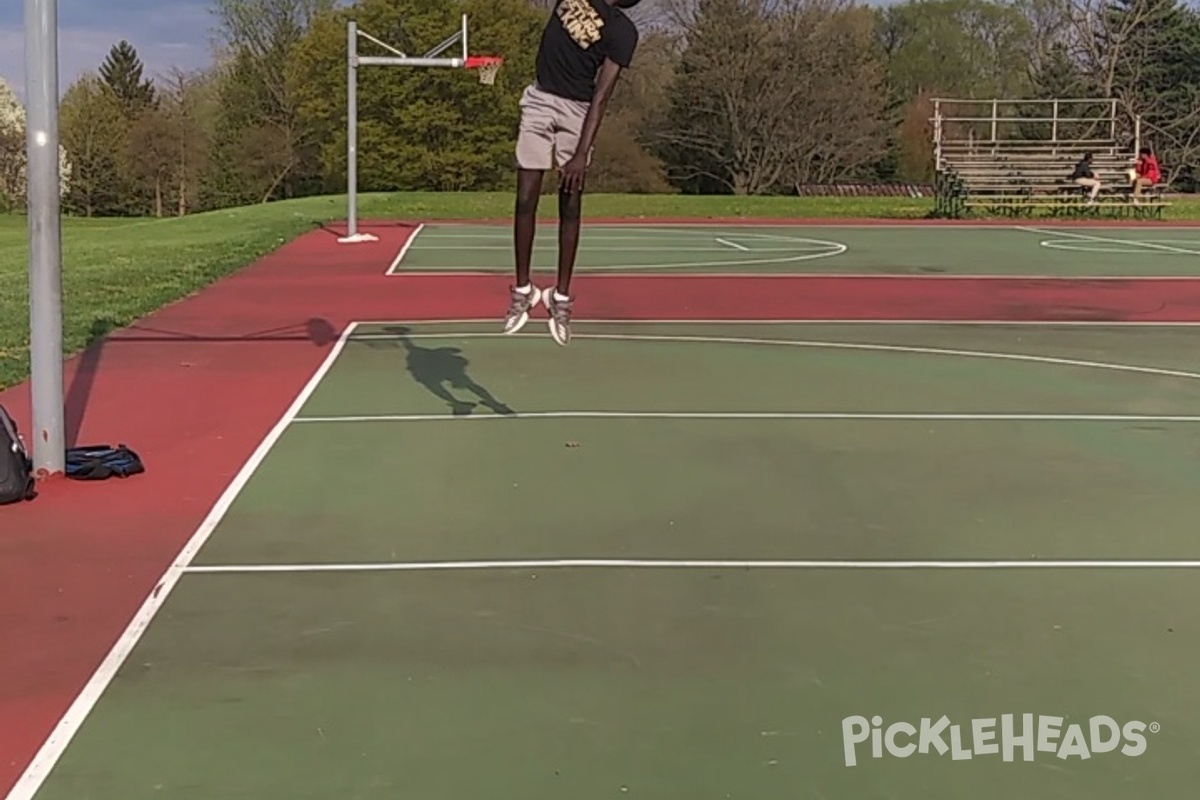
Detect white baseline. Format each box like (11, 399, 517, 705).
(183, 558, 1200, 574)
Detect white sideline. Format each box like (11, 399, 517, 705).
(290, 411, 1200, 424)
(385, 222, 425, 274)
(182, 558, 1200, 573)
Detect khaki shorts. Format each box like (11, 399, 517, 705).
(515, 83, 591, 171)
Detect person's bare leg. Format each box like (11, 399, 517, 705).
(515, 168, 543, 288)
(556, 183, 583, 295)
(503, 168, 545, 334)
(545, 185, 582, 346)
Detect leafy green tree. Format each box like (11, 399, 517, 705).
(892, 91, 937, 181)
(127, 106, 176, 216)
(205, 0, 336, 205)
(877, 0, 1035, 103)
(60, 74, 131, 216)
(290, 0, 544, 192)
(158, 68, 219, 216)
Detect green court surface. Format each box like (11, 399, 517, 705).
(392, 223, 1200, 275)
(30, 321, 1200, 799)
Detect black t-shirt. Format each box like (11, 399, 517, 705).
(535, 0, 639, 102)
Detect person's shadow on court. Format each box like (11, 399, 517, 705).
(376, 326, 514, 416)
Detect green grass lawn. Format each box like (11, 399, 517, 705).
(1, 190, 1199, 390)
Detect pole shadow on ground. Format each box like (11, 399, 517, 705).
(63, 317, 341, 445)
(372, 326, 515, 416)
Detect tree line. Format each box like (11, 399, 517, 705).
(0, 0, 1196, 217)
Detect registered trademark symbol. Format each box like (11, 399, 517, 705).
(1150, 722, 1161, 733)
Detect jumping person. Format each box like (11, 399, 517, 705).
(502, 0, 642, 346)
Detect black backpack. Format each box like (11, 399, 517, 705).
(65, 444, 145, 481)
(0, 404, 36, 505)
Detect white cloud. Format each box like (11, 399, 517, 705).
(0, 2, 215, 102)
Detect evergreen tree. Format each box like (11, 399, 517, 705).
(1102, 0, 1200, 181)
(98, 40, 157, 115)
(1015, 42, 1094, 140)
(1031, 43, 1088, 99)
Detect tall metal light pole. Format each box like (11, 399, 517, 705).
(24, 0, 65, 477)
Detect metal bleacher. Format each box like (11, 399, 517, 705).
(932, 97, 1169, 219)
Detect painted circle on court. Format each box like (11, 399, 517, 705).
(571, 232, 848, 271)
(408, 226, 849, 272)
(1040, 238, 1200, 255)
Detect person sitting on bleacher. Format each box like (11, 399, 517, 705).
(1070, 153, 1101, 204)
(1130, 147, 1161, 202)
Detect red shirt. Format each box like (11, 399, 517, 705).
(1136, 155, 1161, 183)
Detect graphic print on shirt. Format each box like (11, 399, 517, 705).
(557, 0, 604, 49)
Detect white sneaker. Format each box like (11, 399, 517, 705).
(502, 285, 542, 334)
(545, 290, 573, 346)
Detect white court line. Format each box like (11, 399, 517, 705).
(412, 245, 779, 252)
(183, 558, 1200, 574)
(416, 232, 692, 239)
(415, 220, 1200, 231)
(387, 268, 1200, 280)
(387, 243, 848, 273)
(293, 411, 1200, 424)
(1018, 226, 1200, 257)
(715, 237, 750, 251)
(385, 222, 425, 275)
(400, 222, 1200, 277)
(3, 323, 360, 800)
(351, 316, 1200, 327)
(394, 271, 1200, 279)
(346, 330, 1200, 384)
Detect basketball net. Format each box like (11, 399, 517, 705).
(466, 56, 503, 85)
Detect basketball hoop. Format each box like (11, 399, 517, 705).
(465, 55, 503, 85)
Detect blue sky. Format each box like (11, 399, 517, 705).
(0, 0, 216, 100)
